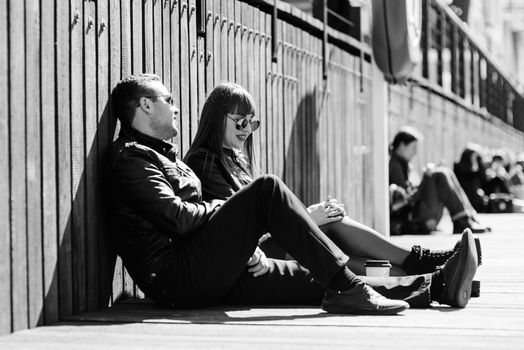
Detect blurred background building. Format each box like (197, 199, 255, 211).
(283, 0, 524, 91)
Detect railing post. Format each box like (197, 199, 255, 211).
(196, 0, 205, 36)
(271, 0, 278, 63)
(451, 24, 459, 95)
(437, 6, 445, 87)
(421, 0, 430, 79)
(322, 0, 327, 80)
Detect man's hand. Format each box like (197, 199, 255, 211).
(247, 246, 270, 277)
(307, 196, 345, 226)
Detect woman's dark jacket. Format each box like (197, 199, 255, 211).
(185, 147, 253, 201)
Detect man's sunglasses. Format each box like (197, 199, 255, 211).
(143, 94, 175, 106)
(226, 114, 260, 132)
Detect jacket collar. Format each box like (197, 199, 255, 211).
(120, 127, 179, 158)
(223, 147, 240, 161)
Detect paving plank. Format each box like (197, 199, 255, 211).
(1, 213, 523, 348)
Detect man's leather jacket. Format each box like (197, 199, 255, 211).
(110, 127, 223, 299)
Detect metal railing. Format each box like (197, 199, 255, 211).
(420, 0, 524, 132)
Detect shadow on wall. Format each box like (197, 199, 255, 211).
(41, 102, 118, 328)
(283, 90, 322, 206)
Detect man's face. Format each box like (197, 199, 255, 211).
(146, 81, 179, 140)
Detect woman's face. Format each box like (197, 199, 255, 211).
(397, 141, 418, 161)
(222, 113, 256, 150)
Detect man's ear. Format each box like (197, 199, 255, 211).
(138, 96, 153, 114)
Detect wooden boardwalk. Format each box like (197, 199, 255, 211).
(1, 214, 523, 349)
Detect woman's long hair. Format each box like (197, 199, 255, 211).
(184, 82, 258, 177)
(457, 147, 478, 170)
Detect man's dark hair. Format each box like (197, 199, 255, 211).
(111, 73, 161, 127)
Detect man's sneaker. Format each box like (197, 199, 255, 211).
(321, 283, 409, 315)
(436, 229, 478, 308)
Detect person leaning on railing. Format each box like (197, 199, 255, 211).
(388, 127, 491, 235)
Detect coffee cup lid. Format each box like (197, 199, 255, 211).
(364, 259, 392, 267)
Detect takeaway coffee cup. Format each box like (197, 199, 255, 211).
(364, 260, 392, 277)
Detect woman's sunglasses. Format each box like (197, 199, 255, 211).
(226, 114, 260, 132)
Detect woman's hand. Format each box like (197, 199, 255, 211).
(247, 246, 270, 277)
(307, 196, 346, 226)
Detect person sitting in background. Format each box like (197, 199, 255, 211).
(484, 153, 513, 195)
(389, 127, 490, 235)
(509, 156, 524, 186)
(454, 145, 489, 213)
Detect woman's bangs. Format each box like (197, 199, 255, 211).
(229, 88, 256, 116)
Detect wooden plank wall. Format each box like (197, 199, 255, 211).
(1, 0, 522, 336)
(388, 84, 524, 174)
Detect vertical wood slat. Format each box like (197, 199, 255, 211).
(41, 0, 59, 326)
(276, 18, 284, 179)
(0, 0, 10, 335)
(212, 0, 221, 83)
(9, 0, 28, 332)
(197, 25, 206, 131)
(234, 1, 241, 83)
(304, 32, 311, 203)
(162, 0, 171, 89)
(219, 0, 227, 81)
(96, 0, 113, 308)
(205, 0, 214, 93)
(246, 5, 254, 95)
(227, 0, 235, 81)
(160, 0, 170, 86)
(144, 0, 154, 73)
(131, 0, 143, 74)
(121, 0, 135, 299)
(189, 0, 199, 142)
(56, 0, 73, 321)
(71, 0, 86, 315)
(109, 0, 123, 302)
(26, 0, 44, 328)
(125, 0, 141, 300)
(117, 0, 131, 300)
(84, 0, 99, 313)
(266, 10, 274, 174)
(282, 21, 292, 190)
(153, 0, 162, 77)
(121, 0, 132, 77)
(179, 0, 190, 154)
(297, 26, 306, 202)
(170, 0, 182, 153)
(251, 6, 261, 175)
(257, 12, 267, 175)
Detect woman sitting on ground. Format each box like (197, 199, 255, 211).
(183, 82, 479, 277)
